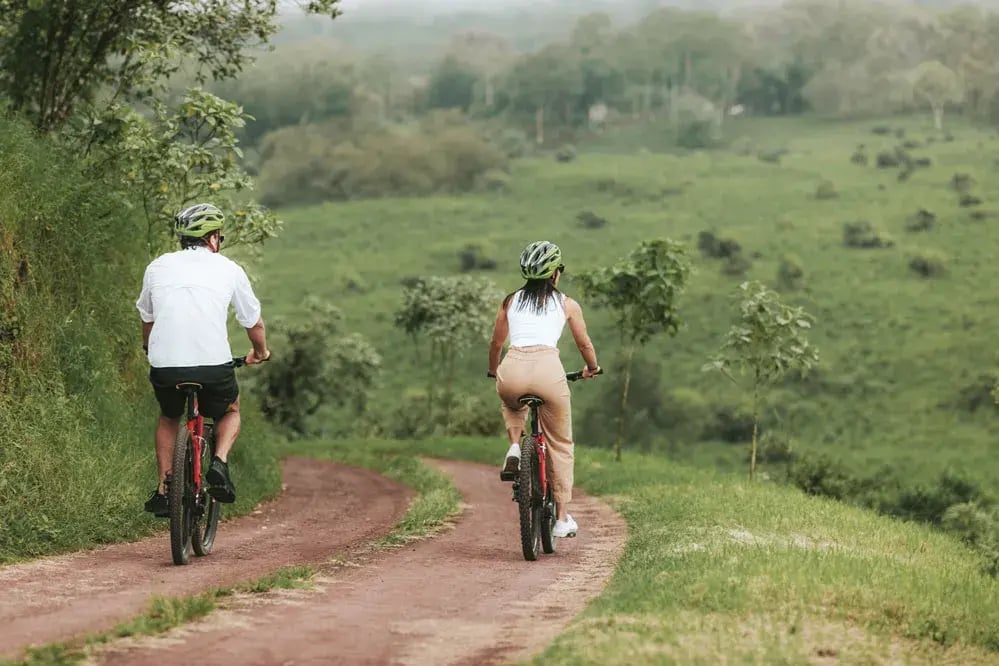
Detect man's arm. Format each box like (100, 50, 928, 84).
(141, 321, 153, 352)
(244, 317, 270, 365)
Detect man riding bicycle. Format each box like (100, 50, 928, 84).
(136, 203, 271, 517)
(488, 241, 600, 538)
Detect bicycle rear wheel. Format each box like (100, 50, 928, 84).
(169, 425, 195, 565)
(193, 425, 221, 556)
(540, 485, 557, 554)
(517, 436, 542, 561)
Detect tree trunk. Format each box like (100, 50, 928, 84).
(443, 351, 455, 433)
(485, 76, 495, 108)
(932, 105, 944, 131)
(535, 105, 545, 145)
(750, 382, 760, 481)
(614, 346, 635, 463)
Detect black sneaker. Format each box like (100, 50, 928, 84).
(206, 457, 236, 504)
(144, 489, 169, 518)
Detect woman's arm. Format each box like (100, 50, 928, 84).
(487, 302, 509, 376)
(565, 297, 599, 374)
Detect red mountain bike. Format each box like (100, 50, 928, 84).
(168, 357, 246, 565)
(512, 369, 601, 561)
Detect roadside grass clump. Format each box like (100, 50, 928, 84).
(330, 439, 999, 664)
(815, 179, 838, 200)
(697, 230, 741, 259)
(0, 116, 282, 563)
(555, 144, 577, 163)
(577, 210, 608, 229)
(776, 254, 805, 290)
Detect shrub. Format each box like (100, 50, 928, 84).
(757, 149, 786, 164)
(902, 139, 922, 149)
(698, 230, 742, 259)
(457, 245, 497, 272)
(703, 404, 756, 443)
(883, 471, 983, 526)
(954, 373, 999, 412)
(815, 179, 838, 200)
(577, 210, 608, 229)
(905, 209, 937, 232)
(960, 194, 984, 207)
(496, 128, 531, 159)
(676, 118, 716, 149)
(722, 252, 752, 276)
(476, 169, 510, 193)
(777, 255, 805, 290)
(850, 145, 868, 165)
(872, 125, 892, 135)
(909, 250, 946, 278)
(913, 157, 932, 167)
(258, 112, 508, 205)
(970, 210, 997, 221)
(952, 172, 976, 193)
(876, 151, 901, 168)
(843, 221, 894, 248)
(555, 144, 577, 163)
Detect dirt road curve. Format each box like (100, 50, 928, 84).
(95, 460, 627, 666)
(0, 457, 411, 660)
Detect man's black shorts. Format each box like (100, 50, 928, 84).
(149, 364, 239, 420)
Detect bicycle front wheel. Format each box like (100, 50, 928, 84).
(517, 436, 542, 561)
(169, 425, 194, 565)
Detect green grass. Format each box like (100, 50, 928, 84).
(333, 438, 999, 664)
(257, 113, 999, 490)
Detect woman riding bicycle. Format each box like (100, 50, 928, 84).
(488, 241, 600, 538)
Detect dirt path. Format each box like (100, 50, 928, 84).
(0, 457, 411, 661)
(94, 460, 628, 666)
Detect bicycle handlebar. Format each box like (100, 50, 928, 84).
(231, 355, 271, 368)
(566, 368, 604, 382)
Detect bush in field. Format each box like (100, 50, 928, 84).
(476, 169, 510, 193)
(257, 111, 508, 205)
(777, 255, 805, 291)
(960, 194, 984, 207)
(843, 221, 894, 248)
(722, 252, 753, 276)
(909, 250, 946, 278)
(815, 179, 838, 200)
(457, 245, 497, 272)
(905, 209, 937, 232)
(877, 151, 901, 168)
(555, 144, 578, 163)
(577, 210, 608, 229)
(952, 172, 976, 193)
(851, 145, 868, 165)
(257, 299, 381, 436)
(698, 230, 742, 259)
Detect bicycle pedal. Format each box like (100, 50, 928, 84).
(500, 470, 517, 482)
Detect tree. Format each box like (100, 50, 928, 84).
(504, 44, 583, 144)
(427, 56, 479, 112)
(395, 276, 499, 427)
(703, 281, 819, 481)
(912, 60, 964, 130)
(0, 0, 343, 132)
(577, 240, 692, 461)
(258, 298, 381, 436)
(446, 31, 513, 110)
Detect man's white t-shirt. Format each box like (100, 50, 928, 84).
(136, 247, 261, 368)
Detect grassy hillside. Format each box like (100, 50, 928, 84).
(315, 438, 999, 663)
(0, 118, 282, 562)
(258, 114, 999, 490)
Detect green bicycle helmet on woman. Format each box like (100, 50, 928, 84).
(175, 203, 224, 238)
(520, 241, 563, 280)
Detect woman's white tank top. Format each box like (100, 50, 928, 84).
(507, 290, 566, 348)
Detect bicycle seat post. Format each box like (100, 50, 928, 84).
(518, 394, 544, 437)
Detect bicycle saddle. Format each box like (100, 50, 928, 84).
(175, 381, 203, 391)
(519, 394, 544, 407)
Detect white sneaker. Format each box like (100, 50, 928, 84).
(500, 443, 520, 481)
(552, 515, 578, 538)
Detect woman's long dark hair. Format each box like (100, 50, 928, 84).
(503, 274, 563, 315)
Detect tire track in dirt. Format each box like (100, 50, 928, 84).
(0, 457, 411, 660)
(94, 460, 628, 666)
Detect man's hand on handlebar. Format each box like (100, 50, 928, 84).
(244, 349, 272, 366)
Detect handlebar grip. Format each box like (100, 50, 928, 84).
(567, 368, 604, 382)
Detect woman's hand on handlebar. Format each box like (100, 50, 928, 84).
(581, 365, 601, 380)
(244, 349, 272, 366)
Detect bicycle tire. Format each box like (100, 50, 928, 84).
(518, 436, 541, 561)
(192, 425, 220, 556)
(540, 486, 557, 554)
(169, 425, 194, 565)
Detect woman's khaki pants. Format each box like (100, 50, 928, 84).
(496, 346, 573, 506)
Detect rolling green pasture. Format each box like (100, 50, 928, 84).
(257, 115, 999, 488)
